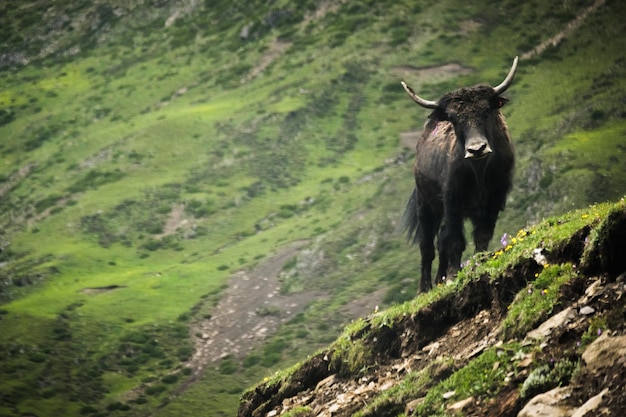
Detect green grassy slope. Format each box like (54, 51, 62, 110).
(0, 0, 624, 416)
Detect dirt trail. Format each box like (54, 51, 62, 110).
(185, 239, 318, 378)
(521, 0, 606, 59)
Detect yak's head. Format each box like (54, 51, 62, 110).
(402, 57, 518, 160)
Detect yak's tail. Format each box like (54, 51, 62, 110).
(396, 188, 420, 245)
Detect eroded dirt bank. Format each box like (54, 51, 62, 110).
(239, 204, 626, 417)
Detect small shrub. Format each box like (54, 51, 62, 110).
(256, 306, 281, 317)
(145, 385, 167, 396)
(142, 239, 162, 251)
(243, 354, 261, 368)
(520, 358, 579, 398)
(176, 346, 193, 361)
(79, 405, 98, 414)
(161, 374, 179, 384)
(219, 356, 238, 375)
(106, 401, 130, 411)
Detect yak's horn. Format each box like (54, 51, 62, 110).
(493, 56, 519, 94)
(401, 81, 438, 109)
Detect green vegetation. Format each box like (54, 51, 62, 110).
(0, 0, 624, 416)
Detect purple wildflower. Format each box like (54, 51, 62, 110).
(500, 233, 509, 247)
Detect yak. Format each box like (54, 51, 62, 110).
(400, 57, 518, 293)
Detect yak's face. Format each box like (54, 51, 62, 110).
(434, 84, 509, 160)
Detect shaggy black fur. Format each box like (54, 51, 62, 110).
(401, 83, 515, 292)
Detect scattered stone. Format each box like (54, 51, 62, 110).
(517, 386, 574, 417)
(353, 383, 373, 395)
(447, 396, 474, 412)
(579, 306, 595, 315)
(405, 398, 425, 415)
(584, 279, 602, 298)
(379, 380, 394, 391)
(240, 23, 252, 40)
(466, 341, 488, 359)
(532, 248, 548, 266)
(582, 334, 626, 370)
(442, 390, 456, 400)
(315, 374, 336, 391)
(423, 341, 440, 355)
(571, 388, 609, 417)
(517, 355, 533, 368)
(526, 307, 576, 341)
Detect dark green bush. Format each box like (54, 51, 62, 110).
(161, 374, 179, 384)
(145, 385, 167, 396)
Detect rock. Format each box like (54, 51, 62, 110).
(328, 402, 340, 414)
(423, 341, 440, 355)
(582, 334, 626, 370)
(442, 390, 456, 400)
(571, 388, 609, 417)
(533, 248, 548, 266)
(517, 386, 574, 417)
(584, 279, 602, 298)
(466, 341, 487, 360)
(405, 398, 425, 415)
(517, 354, 534, 368)
(447, 396, 474, 412)
(526, 307, 576, 341)
(240, 23, 252, 40)
(353, 383, 373, 395)
(579, 306, 595, 315)
(379, 380, 394, 391)
(315, 374, 336, 391)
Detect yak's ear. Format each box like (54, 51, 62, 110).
(493, 96, 509, 109)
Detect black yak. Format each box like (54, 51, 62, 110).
(400, 57, 518, 293)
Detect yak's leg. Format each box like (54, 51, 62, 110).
(472, 216, 496, 252)
(437, 209, 466, 283)
(471, 202, 502, 252)
(417, 204, 440, 293)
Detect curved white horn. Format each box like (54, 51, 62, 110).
(401, 81, 438, 109)
(493, 56, 519, 94)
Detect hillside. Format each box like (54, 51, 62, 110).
(0, 0, 625, 416)
(239, 199, 626, 416)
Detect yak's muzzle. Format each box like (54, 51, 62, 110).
(464, 134, 492, 159)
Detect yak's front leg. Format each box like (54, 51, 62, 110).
(472, 202, 503, 252)
(472, 220, 496, 252)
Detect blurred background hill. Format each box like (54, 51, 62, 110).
(0, 0, 624, 415)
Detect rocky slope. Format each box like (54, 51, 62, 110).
(239, 199, 626, 417)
